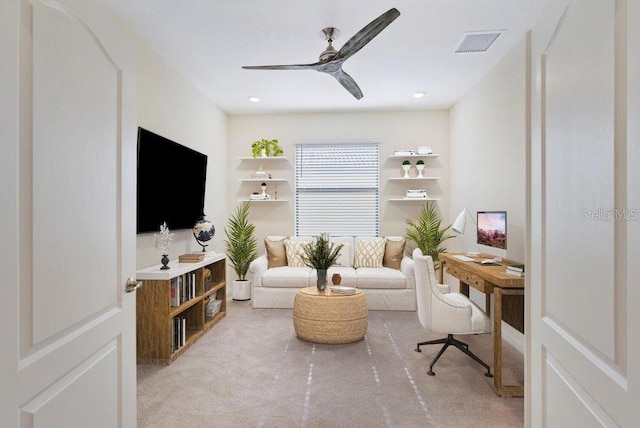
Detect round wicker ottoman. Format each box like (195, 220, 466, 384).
(293, 287, 368, 344)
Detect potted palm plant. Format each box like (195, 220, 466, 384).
(405, 203, 455, 269)
(300, 233, 344, 293)
(224, 202, 257, 300)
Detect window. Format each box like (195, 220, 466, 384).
(295, 142, 379, 237)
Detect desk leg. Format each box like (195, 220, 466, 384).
(492, 287, 525, 398)
(439, 261, 445, 284)
(493, 288, 503, 396)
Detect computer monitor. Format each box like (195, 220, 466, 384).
(476, 211, 507, 250)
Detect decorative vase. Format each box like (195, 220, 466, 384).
(332, 273, 342, 285)
(160, 254, 170, 270)
(402, 164, 411, 178)
(316, 269, 327, 292)
(260, 148, 267, 157)
(416, 163, 425, 178)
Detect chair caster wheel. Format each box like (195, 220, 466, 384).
(485, 372, 493, 378)
(427, 370, 435, 376)
(415, 347, 422, 353)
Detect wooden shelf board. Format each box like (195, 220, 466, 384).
(169, 296, 202, 318)
(204, 311, 226, 331)
(204, 282, 225, 298)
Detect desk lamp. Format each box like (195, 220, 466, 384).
(452, 207, 479, 255)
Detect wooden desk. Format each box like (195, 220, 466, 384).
(439, 253, 524, 397)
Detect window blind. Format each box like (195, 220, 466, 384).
(295, 142, 379, 237)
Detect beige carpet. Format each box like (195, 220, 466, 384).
(138, 300, 524, 427)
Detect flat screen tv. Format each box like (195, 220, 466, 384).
(137, 128, 207, 234)
(476, 211, 507, 250)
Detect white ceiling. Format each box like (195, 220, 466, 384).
(94, 0, 548, 114)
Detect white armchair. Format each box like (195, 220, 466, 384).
(413, 249, 493, 377)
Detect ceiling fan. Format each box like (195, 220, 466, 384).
(242, 8, 401, 100)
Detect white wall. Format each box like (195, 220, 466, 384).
(227, 110, 449, 254)
(449, 38, 527, 352)
(449, 39, 527, 262)
(136, 45, 228, 269)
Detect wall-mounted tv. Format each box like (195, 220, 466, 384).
(476, 211, 507, 250)
(137, 128, 207, 234)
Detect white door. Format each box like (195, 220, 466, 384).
(528, 0, 639, 426)
(0, 0, 137, 426)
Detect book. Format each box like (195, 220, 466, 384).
(170, 278, 180, 306)
(505, 269, 524, 277)
(179, 253, 204, 263)
(507, 264, 525, 273)
(330, 285, 357, 295)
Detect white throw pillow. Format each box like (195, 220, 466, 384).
(354, 238, 386, 268)
(285, 239, 309, 268)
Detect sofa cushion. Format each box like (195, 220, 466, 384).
(330, 236, 354, 267)
(327, 266, 357, 288)
(262, 267, 314, 288)
(383, 237, 406, 270)
(354, 238, 385, 268)
(356, 267, 407, 289)
(265, 237, 288, 268)
(285, 239, 310, 267)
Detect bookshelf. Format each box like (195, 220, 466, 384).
(136, 253, 226, 365)
(387, 153, 441, 202)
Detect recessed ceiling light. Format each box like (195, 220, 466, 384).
(248, 96, 260, 103)
(413, 91, 426, 99)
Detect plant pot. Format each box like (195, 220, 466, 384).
(233, 279, 251, 301)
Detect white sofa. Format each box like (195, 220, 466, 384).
(248, 236, 416, 311)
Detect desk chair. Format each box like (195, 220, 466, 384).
(413, 249, 493, 377)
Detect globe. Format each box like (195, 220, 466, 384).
(193, 216, 215, 252)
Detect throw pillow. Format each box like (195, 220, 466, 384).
(354, 238, 386, 268)
(264, 237, 288, 268)
(382, 237, 406, 270)
(285, 239, 309, 268)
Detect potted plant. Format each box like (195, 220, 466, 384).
(224, 202, 257, 300)
(251, 138, 283, 157)
(416, 159, 425, 178)
(405, 203, 455, 269)
(401, 159, 411, 178)
(300, 233, 344, 293)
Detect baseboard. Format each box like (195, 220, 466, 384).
(501, 321, 524, 355)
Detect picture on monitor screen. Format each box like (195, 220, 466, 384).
(477, 211, 507, 250)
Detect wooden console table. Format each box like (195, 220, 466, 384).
(439, 253, 524, 397)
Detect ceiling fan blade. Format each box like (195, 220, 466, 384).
(242, 63, 319, 71)
(330, 69, 363, 100)
(337, 8, 400, 61)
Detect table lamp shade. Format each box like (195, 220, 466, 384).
(452, 208, 468, 235)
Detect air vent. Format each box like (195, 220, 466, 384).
(454, 31, 503, 54)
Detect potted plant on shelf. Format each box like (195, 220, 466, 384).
(224, 202, 257, 300)
(402, 159, 411, 178)
(300, 233, 344, 293)
(405, 202, 454, 269)
(251, 138, 283, 158)
(416, 159, 425, 178)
